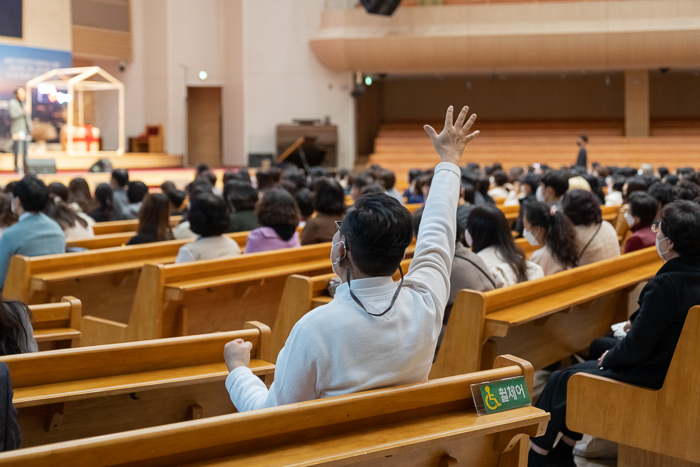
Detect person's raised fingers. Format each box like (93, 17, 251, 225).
(443, 106, 454, 131)
(462, 113, 477, 133)
(463, 130, 480, 144)
(455, 106, 469, 129)
(424, 125, 439, 141)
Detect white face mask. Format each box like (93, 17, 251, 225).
(464, 229, 473, 247)
(656, 236, 669, 260)
(523, 228, 539, 246)
(536, 185, 545, 203)
(10, 198, 16, 214)
(330, 240, 346, 276)
(624, 211, 636, 228)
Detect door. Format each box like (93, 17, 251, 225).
(187, 86, 222, 167)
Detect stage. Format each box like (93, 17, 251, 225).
(0, 151, 183, 173)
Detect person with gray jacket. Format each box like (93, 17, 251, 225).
(8, 88, 30, 174)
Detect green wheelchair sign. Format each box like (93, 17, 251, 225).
(471, 376, 532, 415)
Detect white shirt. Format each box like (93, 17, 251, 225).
(175, 235, 241, 263)
(488, 187, 509, 200)
(226, 162, 460, 412)
(477, 246, 544, 288)
(63, 222, 94, 240)
(605, 191, 623, 207)
(530, 245, 568, 276)
(172, 221, 197, 240)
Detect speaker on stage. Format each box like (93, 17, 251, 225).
(89, 158, 113, 173)
(26, 159, 56, 174)
(361, 0, 402, 16)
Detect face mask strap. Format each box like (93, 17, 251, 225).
(331, 240, 346, 266)
(347, 264, 405, 318)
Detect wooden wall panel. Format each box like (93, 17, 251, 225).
(72, 25, 133, 62)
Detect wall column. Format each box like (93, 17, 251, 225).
(625, 70, 650, 137)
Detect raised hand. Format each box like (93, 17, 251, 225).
(424, 106, 479, 166)
(224, 338, 253, 371)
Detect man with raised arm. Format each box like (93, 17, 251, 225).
(224, 106, 479, 412)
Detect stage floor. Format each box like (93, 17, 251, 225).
(0, 151, 183, 172)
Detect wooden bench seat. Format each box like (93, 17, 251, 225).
(431, 247, 662, 379)
(0, 355, 548, 466)
(1, 322, 273, 448)
(90, 216, 182, 236)
(568, 306, 700, 467)
(30, 297, 82, 350)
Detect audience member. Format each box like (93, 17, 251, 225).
(623, 192, 658, 253)
(224, 105, 478, 411)
(225, 181, 261, 233)
(295, 188, 314, 226)
(605, 176, 625, 206)
(165, 189, 186, 216)
(110, 169, 129, 219)
(476, 174, 496, 205)
(160, 181, 177, 194)
(615, 176, 649, 242)
(648, 182, 679, 219)
(524, 202, 579, 275)
(676, 180, 700, 201)
(378, 169, 403, 204)
(350, 173, 374, 201)
(403, 169, 425, 204)
(582, 174, 605, 205)
(89, 183, 114, 223)
(0, 194, 17, 241)
(467, 204, 544, 287)
(300, 178, 346, 246)
(538, 171, 569, 208)
(127, 193, 174, 245)
(487, 170, 509, 199)
(456, 183, 476, 230)
(0, 176, 65, 288)
(562, 190, 620, 266)
(528, 200, 700, 467)
(0, 300, 37, 355)
(255, 170, 276, 191)
(47, 182, 69, 202)
(175, 194, 241, 263)
(119, 181, 149, 220)
(513, 173, 541, 236)
(174, 179, 213, 239)
(67, 178, 97, 221)
(44, 197, 94, 239)
(245, 188, 301, 254)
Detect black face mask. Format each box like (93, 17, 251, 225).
(345, 257, 405, 318)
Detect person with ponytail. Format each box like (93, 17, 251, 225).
(0, 300, 37, 355)
(88, 183, 115, 223)
(523, 202, 579, 275)
(466, 204, 544, 288)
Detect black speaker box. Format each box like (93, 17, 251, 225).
(361, 0, 402, 16)
(248, 153, 274, 168)
(89, 158, 114, 173)
(26, 159, 56, 174)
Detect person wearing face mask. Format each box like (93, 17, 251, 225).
(523, 202, 579, 276)
(222, 105, 479, 412)
(0, 176, 65, 290)
(513, 173, 541, 237)
(537, 171, 569, 209)
(622, 192, 658, 254)
(528, 200, 700, 467)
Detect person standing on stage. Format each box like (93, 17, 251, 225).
(8, 87, 31, 174)
(575, 134, 588, 170)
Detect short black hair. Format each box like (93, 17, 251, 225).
(127, 181, 149, 204)
(648, 182, 678, 207)
(658, 167, 669, 178)
(579, 134, 588, 143)
(188, 193, 230, 237)
(378, 169, 397, 190)
(282, 169, 307, 191)
(160, 181, 176, 193)
(624, 176, 648, 198)
(661, 201, 700, 256)
(562, 189, 602, 226)
(166, 189, 186, 209)
(676, 181, 700, 201)
(461, 183, 476, 204)
(296, 189, 314, 218)
(629, 192, 658, 225)
(257, 188, 300, 227)
(340, 193, 413, 276)
(664, 174, 679, 186)
(361, 184, 385, 197)
(313, 178, 346, 216)
(111, 169, 129, 187)
(13, 175, 49, 212)
(541, 171, 569, 197)
(408, 169, 423, 184)
(225, 181, 258, 212)
(352, 174, 374, 190)
(520, 173, 541, 192)
(196, 163, 210, 175)
(492, 170, 508, 187)
(187, 178, 213, 198)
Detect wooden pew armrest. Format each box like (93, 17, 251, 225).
(33, 328, 81, 343)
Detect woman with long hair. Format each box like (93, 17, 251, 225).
(0, 193, 18, 241)
(44, 196, 94, 239)
(466, 204, 544, 287)
(562, 190, 620, 266)
(68, 178, 97, 216)
(244, 188, 300, 254)
(0, 300, 37, 355)
(127, 193, 174, 245)
(301, 177, 346, 245)
(524, 202, 579, 275)
(88, 183, 115, 223)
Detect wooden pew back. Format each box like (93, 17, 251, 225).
(2, 322, 273, 448)
(432, 247, 662, 378)
(30, 296, 82, 350)
(568, 307, 700, 465)
(0, 355, 548, 466)
(90, 216, 182, 236)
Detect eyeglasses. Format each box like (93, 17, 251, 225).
(652, 221, 662, 233)
(335, 221, 343, 231)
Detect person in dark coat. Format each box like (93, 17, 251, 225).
(0, 363, 21, 451)
(528, 200, 700, 467)
(575, 134, 588, 169)
(513, 173, 541, 237)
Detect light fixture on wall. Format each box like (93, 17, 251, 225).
(351, 72, 366, 98)
(199, 71, 208, 81)
(605, 75, 611, 86)
(365, 76, 373, 86)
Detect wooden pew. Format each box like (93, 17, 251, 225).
(30, 296, 82, 351)
(83, 241, 416, 346)
(0, 355, 549, 466)
(1, 322, 273, 448)
(431, 247, 662, 379)
(568, 306, 700, 467)
(90, 216, 182, 236)
(66, 229, 253, 251)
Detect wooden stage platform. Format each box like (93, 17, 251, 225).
(0, 151, 183, 173)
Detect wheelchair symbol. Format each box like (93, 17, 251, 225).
(484, 386, 502, 411)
